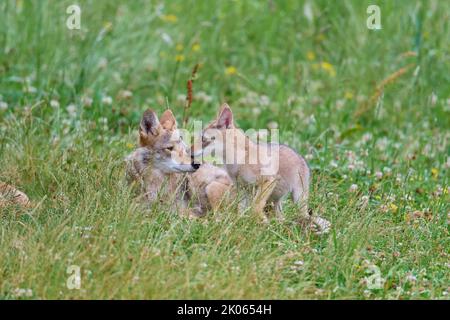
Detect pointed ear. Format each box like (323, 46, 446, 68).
(217, 103, 234, 128)
(159, 109, 177, 131)
(140, 109, 160, 137)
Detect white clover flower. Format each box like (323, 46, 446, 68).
(383, 167, 392, 176)
(118, 89, 133, 100)
(267, 121, 278, 130)
(259, 95, 270, 106)
(430, 92, 438, 106)
(102, 96, 113, 105)
(361, 133, 373, 143)
(13, 288, 33, 297)
(97, 57, 108, 69)
(50, 99, 60, 108)
(23, 86, 37, 93)
(0, 101, 8, 110)
(294, 260, 304, 266)
(376, 137, 389, 151)
(405, 273, 417, 283)
(160, 32, 173, 45)
(82, 96, 93, 107)
(252, 107, 261, 116)
(375, 171, 383, 180)
(196, 91, 213, 103)
(330, 160, 338, 168)
(335, 99, 345, 109)
(349, 184, 358, 192)
(176, 94, 186, 104)
(66, 104, 77, 117)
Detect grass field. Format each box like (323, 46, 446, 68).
(0, 0, 449, 299)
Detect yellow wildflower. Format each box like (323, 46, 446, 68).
(306, 51, 315, 61)
(431, 168, 438, 178)
(316, 34, 325, 42)
(390, 203, 398, 213)
(321, 62, 336, 77)
(175, 44, 184, 51)
(344, 91, 354, 100)
(175, 54, 185, 62)
(126, 142, 134, 149)
(192, 43, 201, 52)
(225, 66, 237, 76)
(161, 14, 178, 23)
(103, 21, 113, 32)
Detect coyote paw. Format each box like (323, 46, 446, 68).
(311, 216, 331, 235)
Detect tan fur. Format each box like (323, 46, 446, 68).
(125, 109, 233, 217)
(0, 182, 31, 208)
(194, 103, 330, 233)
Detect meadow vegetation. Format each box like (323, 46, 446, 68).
(0, 0, 448, 299)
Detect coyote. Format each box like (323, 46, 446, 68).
(0, 182, 31, 208)
(125, 109, 233, 216)
(192, 103, 330, 233)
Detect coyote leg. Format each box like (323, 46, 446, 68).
(253, 177, 277, 223)
(205, 181, 232, 212)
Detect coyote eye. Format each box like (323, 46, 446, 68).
(166, 146, 174, 151)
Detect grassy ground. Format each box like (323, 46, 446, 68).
(0, 0, 449, 299)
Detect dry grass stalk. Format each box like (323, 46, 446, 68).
(182, 64, 200, 127)
(354, 63, 415, 118)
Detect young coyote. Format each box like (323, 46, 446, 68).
(192, 103, 330, 233)
(125, 109, 233, 216)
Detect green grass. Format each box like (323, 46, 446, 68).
(0, 0, 449, 299)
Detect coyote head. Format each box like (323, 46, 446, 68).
(191, 103, 236, 161)
(139, 109, 199, 173)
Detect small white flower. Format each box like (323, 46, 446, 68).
(259, 95, 270, 106)
(176, 94, 186, 104)
(97, 57, 108, 69)
(335, 99, 345, 109)
(348, 164, 355, 171)
(383, 167, 392, 176)
(305, 153, 313, 161)
(50, 99, 60, 108)
(252, 107, 261, 116)
(349, 184, 358, 193)
(405, 273, 417, 283)
(13, 288, 33, 297)
(0, 101, 8, 110)
(361, 195, 370, 207)
(303, 1, 314, 22)
(430, 92, 438, 106)
(23, 86, 37, 93)
(161, 32, 173, 45)
(294, 260, 304, 266)
(285, 287, 295, 294)
(196, 91, 213, 103)
(330, 160, 338, 168)
(66, 104, 77, 117)
(118, 90, 133, 100)
(82, 96, 93, 107)
(375, 171, 383, 180)
(102, 96, 113, 105)
(267, 121, 278, 130)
